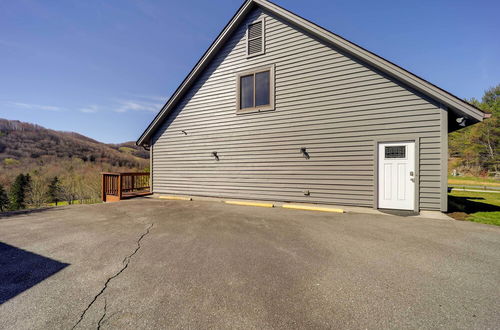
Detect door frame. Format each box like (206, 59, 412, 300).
(373, 136, 420, 213)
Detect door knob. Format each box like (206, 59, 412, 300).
(410, 171, 414, 176)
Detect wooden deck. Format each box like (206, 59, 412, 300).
(101, 172, 151, 202)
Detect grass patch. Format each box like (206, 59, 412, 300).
(48, 200, 101, 207)
(119, 146, 135, 154)
(468, 212, 500, 226)
(448, 190, 500, 226)
(448, 175, 500, 187)
(3, 158, 20, 166)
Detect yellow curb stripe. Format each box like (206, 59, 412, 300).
(159, 196, 192, 201)
(282, 204, 344, 213)
(225, 201, 274, 208)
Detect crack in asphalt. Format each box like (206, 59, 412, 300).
(71, 223, 154, 330)
(96, 298, 107, 330)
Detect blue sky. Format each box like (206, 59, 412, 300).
(0, 0, 498, 143)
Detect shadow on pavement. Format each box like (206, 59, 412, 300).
(0, 207, 65, 219)
(378, 209, 419, 217)
(0, 242, 69, 304)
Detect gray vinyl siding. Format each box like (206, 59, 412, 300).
(152, 8, 444, 210)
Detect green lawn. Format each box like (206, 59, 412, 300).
(468, 212, 500, 226)
(448, 190, 500, 226)
(448, 175, 500, 188)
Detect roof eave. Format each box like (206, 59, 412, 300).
(136, 0, 256, 146)
(251, 0, 485, 122)
(137, 0, 486, 146)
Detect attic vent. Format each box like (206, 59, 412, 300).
(247, 19, 264, 56)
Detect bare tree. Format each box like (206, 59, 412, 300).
(26, 175, 49, 208)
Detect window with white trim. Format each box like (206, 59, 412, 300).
(236, 65, 275, 113)
(247, 19, 265, 57)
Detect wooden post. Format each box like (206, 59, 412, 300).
(101, 174, 106, 202)
(118, 174, 123, 200)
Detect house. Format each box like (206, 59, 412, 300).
(137, 0, 486, 212)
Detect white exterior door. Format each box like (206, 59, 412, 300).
(378, 142, 415, 210)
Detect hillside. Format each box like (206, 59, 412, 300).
(109, 141, 150, 160)
(449, 85, 499, 176)
(0, 118, 148, 188)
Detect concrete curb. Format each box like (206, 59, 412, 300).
(158, 196, 192, 201)
(152, 194, 452, 220)
(225, 201, 274, 208)
(282, 204, 344, 213)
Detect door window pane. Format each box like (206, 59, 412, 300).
(240, 74, 254, 109)
(255, 71, 270, 106)
(385, 146, 406, 158)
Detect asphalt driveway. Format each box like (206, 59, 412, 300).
(0, 199, 499, 329)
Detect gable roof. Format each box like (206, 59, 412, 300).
(137, 0, 486, 146)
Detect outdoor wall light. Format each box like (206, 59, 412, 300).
(212, 151, 219, 161)
(181, 130, 187, 135)
(300, 147, 310, 159)
(456, 117, 467, 127)
(303, 190, 310, 196)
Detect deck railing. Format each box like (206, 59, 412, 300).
(101, 172, 151, 202)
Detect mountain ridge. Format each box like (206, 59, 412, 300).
(0, 118, 149, 188)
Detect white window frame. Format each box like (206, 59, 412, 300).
(246, 17, 265, 58)
(236, 64, 275, 114)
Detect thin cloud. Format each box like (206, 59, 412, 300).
(8, 101, 61, 112)
(114, 99, 162, 113)
(80, 105, 99, 113)
(131, 94, 166, 102)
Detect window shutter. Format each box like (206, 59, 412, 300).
(247, 20, 263, 56)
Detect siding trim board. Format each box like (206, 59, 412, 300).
(149, 138, 154, 192)
(440, 106, 449, 212)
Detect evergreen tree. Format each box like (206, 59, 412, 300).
(8, 173, 31, 210)
(25, 173, 31, 188)
(0, 184, 8, 212)
(48, 176, 61, 206)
